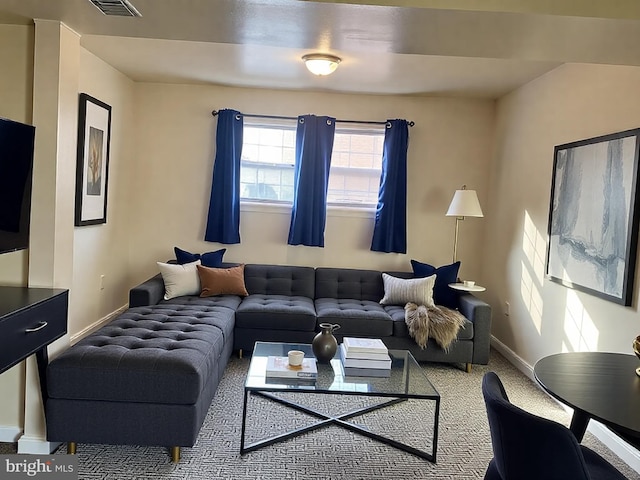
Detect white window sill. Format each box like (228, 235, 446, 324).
(240, 200, 375, 219)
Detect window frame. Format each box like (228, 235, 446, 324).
(327, 125, 385, 208)
(239, 120, 297, 205)
(239, 119, 384, 210)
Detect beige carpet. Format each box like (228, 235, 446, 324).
(1, 350, 638, 479)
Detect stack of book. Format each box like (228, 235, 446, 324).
(339, 337, 391, 377)
(265, 356, 317, 380)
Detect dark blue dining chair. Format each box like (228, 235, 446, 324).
(482, 372, 627, 480)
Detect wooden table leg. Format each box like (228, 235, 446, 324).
(35, 347, 49, 404)
(569, 409, 590, 442)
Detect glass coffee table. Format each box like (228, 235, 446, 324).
(241, 341, 441, 462)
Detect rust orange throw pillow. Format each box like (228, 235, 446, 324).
(197, 264, 249, 297)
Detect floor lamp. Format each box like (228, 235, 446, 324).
(446, 185, 483, 263)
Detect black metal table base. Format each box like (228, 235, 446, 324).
(240, 390, 438, 462)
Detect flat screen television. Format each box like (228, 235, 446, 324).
(0, 117, 35, 254)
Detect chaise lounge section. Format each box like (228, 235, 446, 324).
(46, 298, 238, 462)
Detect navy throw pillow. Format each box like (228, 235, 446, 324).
(410, 259, 461, 308)
(174, 247, 226, 268)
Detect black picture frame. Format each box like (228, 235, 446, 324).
(74, 93, 111, 226)
(545, 128, 640, 306)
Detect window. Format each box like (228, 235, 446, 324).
(240, 120, 384, 207)
(240, 122, 296, 202)
(328, 128, 384, 206)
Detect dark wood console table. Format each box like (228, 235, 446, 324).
(534, 352, 640, 448)
(0, 287, 69, 402)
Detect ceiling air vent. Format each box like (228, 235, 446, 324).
(88, 0, 142, 17)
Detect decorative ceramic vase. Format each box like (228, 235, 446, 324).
(312, 323, 340, 363)
(633, 335, 640, 377)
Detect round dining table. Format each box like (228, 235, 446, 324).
(534, 351, 640, 447)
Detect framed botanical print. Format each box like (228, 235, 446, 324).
(74, 93, 111, 226)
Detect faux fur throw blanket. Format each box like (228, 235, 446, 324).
(404, 302, 466, 351)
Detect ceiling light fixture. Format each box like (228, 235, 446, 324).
(302, 53, 341, 76)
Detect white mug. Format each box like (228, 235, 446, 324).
(288, 350, 305, 366)
(463, 280, 475, 287)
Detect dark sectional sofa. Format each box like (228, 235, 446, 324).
(46, 262, 491, 462)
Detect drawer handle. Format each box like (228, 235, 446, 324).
(25, 321, 48, 333)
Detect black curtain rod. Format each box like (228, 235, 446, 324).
(211, 110, 415, 127)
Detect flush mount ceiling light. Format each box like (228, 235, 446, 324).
(302, 53, 341, 76)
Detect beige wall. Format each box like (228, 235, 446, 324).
(485, 63, 640, 366)
(129, 84, 495, 286)
(71, 48, 135, 337)
(0, 24, 34, 286)
(0, 23, 33, 441)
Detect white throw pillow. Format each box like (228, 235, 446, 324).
(157, 260, 201, 300)
(379, 273, 436, 307)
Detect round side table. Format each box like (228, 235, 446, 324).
(448, 283, 486, 292)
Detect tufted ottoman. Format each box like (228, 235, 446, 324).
(46, 301, 237, 462)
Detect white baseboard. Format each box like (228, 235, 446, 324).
(70, 304, 128, 344)
(0, 426, 22, 443)
(588, 422, 640, 473)
(490, 336, 640, 474)
(17, 435, 61, 454)
(490, 336, 535, 381)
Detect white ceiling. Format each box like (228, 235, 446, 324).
(1, 0, 640, 98)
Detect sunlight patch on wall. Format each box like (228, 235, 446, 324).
(563, 289, 599, 351)
(523, 210, 546, 283)
(520, 261, 544, 333)
(520, 211, 546, 334)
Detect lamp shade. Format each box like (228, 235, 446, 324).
(302, 53, 341, 76)
(446, 188, 483, 217)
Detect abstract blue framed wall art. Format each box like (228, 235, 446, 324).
(546, 128, 640, 306)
